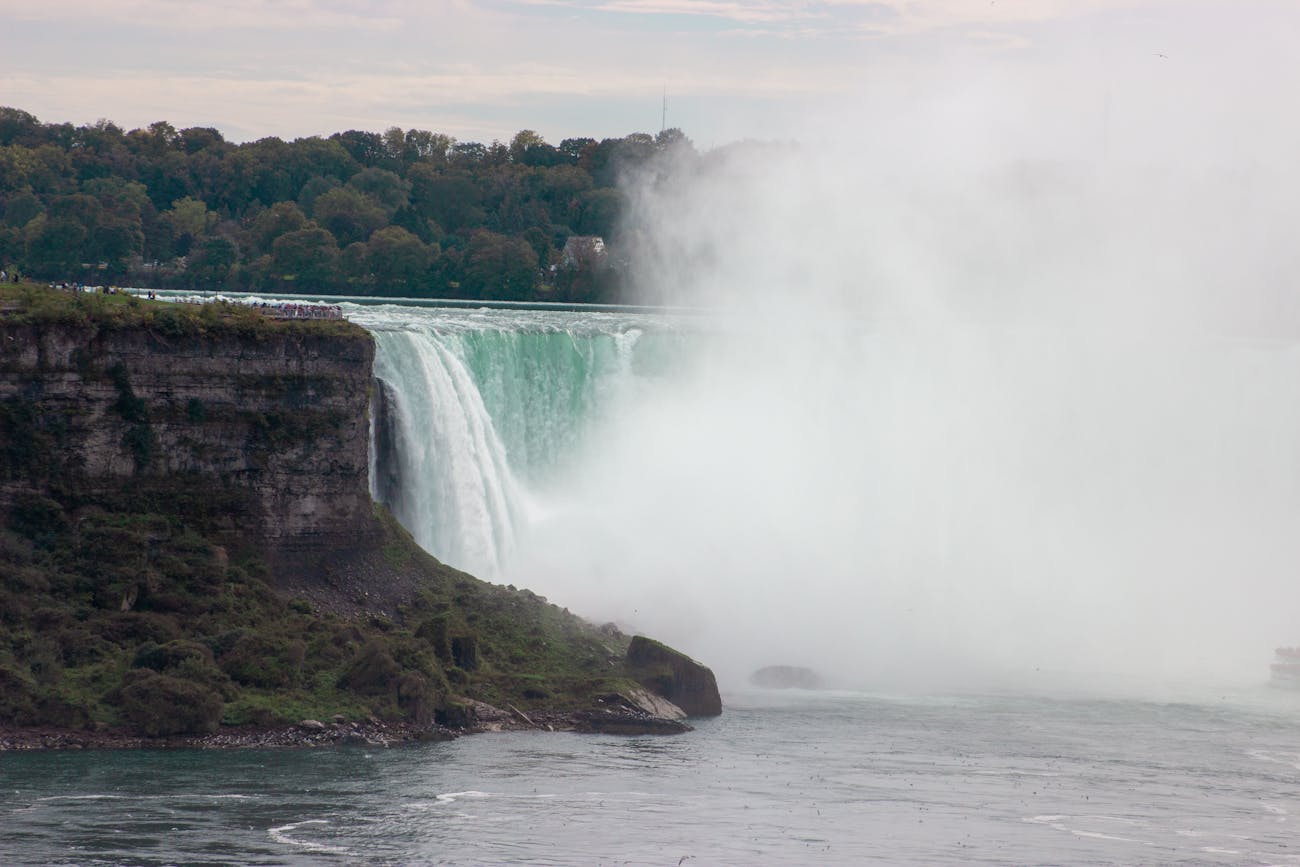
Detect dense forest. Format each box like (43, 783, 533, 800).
(0, 107, 695, 303)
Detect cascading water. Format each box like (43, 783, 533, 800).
(351, 304, 685, 579)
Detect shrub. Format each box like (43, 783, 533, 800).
(217, 633, 306, 688)
(57, 628, 113, 665)
(338, 641, 400, 695)
(415, 615, 452, 662)
(33, 689, 92, 729)
(8, 493, 68, 547)
(132, 639, 213, 672)
(396, 671, 439, 723)
(94, 612, 183, 645)
(451, 635, 479, 671)
(119, 669, 223, 736)
(0, 661, 38, 723)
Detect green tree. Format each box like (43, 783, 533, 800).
(574, 188, 624, 238)
(188, 236, 239, 288)
(296, 175, 339, 213)
(270, 224, 340, 290)
(164, 196, 214, 257)
(339, 241, 371, 290)
(461, 230, 538, 300)
(409, 170, 483, 234)
(24, 214, 89, 275)
(402, 129, 453, 163)
(247, 201, 308, 256)
(93, 220, 144, 274)
(0, 107, 42, 147)
(312, 186, 386, 247)
(367, 226, 433, 293)
(348, 167, 409, 215)
(2, 190, 42, 227)
(510, 130, 562, 167)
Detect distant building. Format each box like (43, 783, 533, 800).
(559, 235, 606, 270)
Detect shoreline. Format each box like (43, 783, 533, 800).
(0, 704, 694, 751)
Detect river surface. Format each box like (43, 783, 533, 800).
(5, 688, 1300, 865)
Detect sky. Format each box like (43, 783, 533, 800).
(1, 0, 1294, 147)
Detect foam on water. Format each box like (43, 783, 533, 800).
(267, 819, 353, 856)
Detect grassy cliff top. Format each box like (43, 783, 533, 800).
(0, 282, 367, 340)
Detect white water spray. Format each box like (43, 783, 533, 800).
(358, 5, 1300, 695)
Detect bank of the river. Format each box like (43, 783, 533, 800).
(0, 284, 717, 745)
(0, 698, 693, 751)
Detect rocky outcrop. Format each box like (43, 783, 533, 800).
(626, 636, 722, 717)
(617, 688, 687, 720)
(750, 665, 824, 690)
(0, 320, 375, 564)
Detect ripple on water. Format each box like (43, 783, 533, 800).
(267, 819, 353, 856)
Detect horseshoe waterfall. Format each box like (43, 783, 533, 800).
(351, 300, 1300, 696)
(356, 304, 684, 581)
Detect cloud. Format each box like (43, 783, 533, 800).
(3, 0, 401, 31)
(508, 0, 1182, 36)
(4, 0, 1293, 145)
(0, 57, 845, 143)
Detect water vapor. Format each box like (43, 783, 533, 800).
(512, 14, 1300, 698)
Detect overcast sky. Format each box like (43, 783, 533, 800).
(1, 1, 1295, 147)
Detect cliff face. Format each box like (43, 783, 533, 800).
(0, 320, 375, 560)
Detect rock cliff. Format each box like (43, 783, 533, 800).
(0, 318, 375, 565)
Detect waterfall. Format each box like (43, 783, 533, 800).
(369, 328, 523, 577)
(354, 305, 682, 578)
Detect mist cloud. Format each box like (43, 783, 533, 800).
(512, 9, 1300, 698)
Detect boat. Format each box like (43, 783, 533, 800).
(1269, 647, 1300, 688)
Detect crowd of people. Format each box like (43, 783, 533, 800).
(255, 301, 344, 320)
(6, 278, 347, 321)
(46, 282, 130, 294)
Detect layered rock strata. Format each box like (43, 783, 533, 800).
(0, 320, 375, 562)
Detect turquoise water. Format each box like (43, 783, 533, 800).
(353, 304, 691, 578)
(5, 689, 1300, 864)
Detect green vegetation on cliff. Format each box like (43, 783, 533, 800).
(0, 494, 633, 735)
(0, 281, 358, 339)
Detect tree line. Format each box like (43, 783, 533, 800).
(0, 107, 695, 302)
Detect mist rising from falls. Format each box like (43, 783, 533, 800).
(353, 36, 1300, 696)
(356, 298, 1300, 698)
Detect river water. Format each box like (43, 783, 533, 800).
(4, 687, 1300, 864)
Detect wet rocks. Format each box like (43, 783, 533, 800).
(0, 719, 458, 751)
(626, 636, 722, 717)
(571, 709, 693, 736)
(600, 688, 687, 720)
